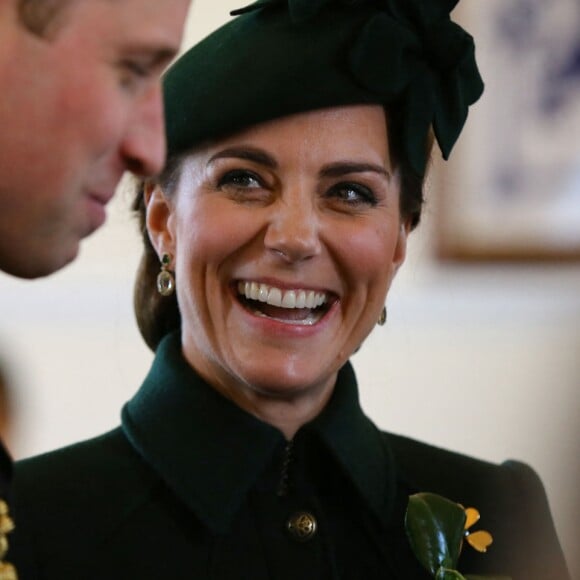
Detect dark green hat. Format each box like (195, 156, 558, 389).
(164, 0, 484, 175)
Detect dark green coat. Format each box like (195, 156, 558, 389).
(11, 334, 569, 579)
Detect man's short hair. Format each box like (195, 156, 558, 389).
(18, 0, 74, 37)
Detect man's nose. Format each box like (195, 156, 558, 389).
(120, 84, 166, 177)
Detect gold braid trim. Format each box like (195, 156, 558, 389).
(0, 501, 17, 580)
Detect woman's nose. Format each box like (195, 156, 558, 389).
(264, 196, 322, 263)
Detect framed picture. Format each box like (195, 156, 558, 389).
(436, 0, 580, 261)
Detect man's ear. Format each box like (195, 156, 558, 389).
(145, 182, 176, 259)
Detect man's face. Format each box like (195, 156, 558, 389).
(0, 0, 190, 278)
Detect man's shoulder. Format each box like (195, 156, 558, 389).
(0, 439, 13, 499)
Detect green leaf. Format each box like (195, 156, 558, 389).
(405, 492, 467, 574)
(436, 567, 466, 580)
(464, 576, 512, 580)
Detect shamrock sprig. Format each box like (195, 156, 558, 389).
(405, 492, 511, 580)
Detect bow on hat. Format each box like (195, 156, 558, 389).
(233, 0, 483, 175)
(233, 0, 368, 22)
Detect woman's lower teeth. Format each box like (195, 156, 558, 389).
(251, 304, 321, 325)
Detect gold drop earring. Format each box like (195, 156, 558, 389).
(156, 253, 175, 296)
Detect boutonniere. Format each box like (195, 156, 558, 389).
(405, 492, 511, 580)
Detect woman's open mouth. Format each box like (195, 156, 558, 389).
(236, 281, 334, 326)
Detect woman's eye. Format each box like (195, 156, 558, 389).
(217, 170, 262, 190)
(327, 182, 378, 207)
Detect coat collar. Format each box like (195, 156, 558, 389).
(122, 332, 397, 533)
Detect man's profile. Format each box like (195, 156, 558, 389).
(0, 0, 190, 279)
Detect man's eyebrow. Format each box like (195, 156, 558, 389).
(320, 161, 391, 180)
(123, 44, 180, 68)
(208, 147, 278, 169)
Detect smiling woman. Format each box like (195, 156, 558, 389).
(143, 105, 407, 425)
(9, 1, 570, 579)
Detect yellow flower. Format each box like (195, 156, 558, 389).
(463, 506, 494, 553)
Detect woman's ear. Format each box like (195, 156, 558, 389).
(392, 219, 411, 275)
(145, 182, 176, 259)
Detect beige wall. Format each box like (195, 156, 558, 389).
(0, 1, 578, 576)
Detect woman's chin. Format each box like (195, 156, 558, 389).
(229, 360, 338, 403)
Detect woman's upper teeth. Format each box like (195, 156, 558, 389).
(238, 281, 327, 309)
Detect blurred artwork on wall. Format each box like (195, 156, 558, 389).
(437, 0, 580, 261)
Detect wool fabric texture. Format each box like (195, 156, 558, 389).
(163, 0, 484, 175)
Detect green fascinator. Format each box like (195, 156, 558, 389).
(164, 0, 484, 175)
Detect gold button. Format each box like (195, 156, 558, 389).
(286, 511, 317, 542)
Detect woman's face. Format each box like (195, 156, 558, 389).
(147, 104, 409, 410)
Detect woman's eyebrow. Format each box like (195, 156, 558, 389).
(320, 161, 391, 180)
(206, 151, 390, 181)
(207, 147, 278, 168)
